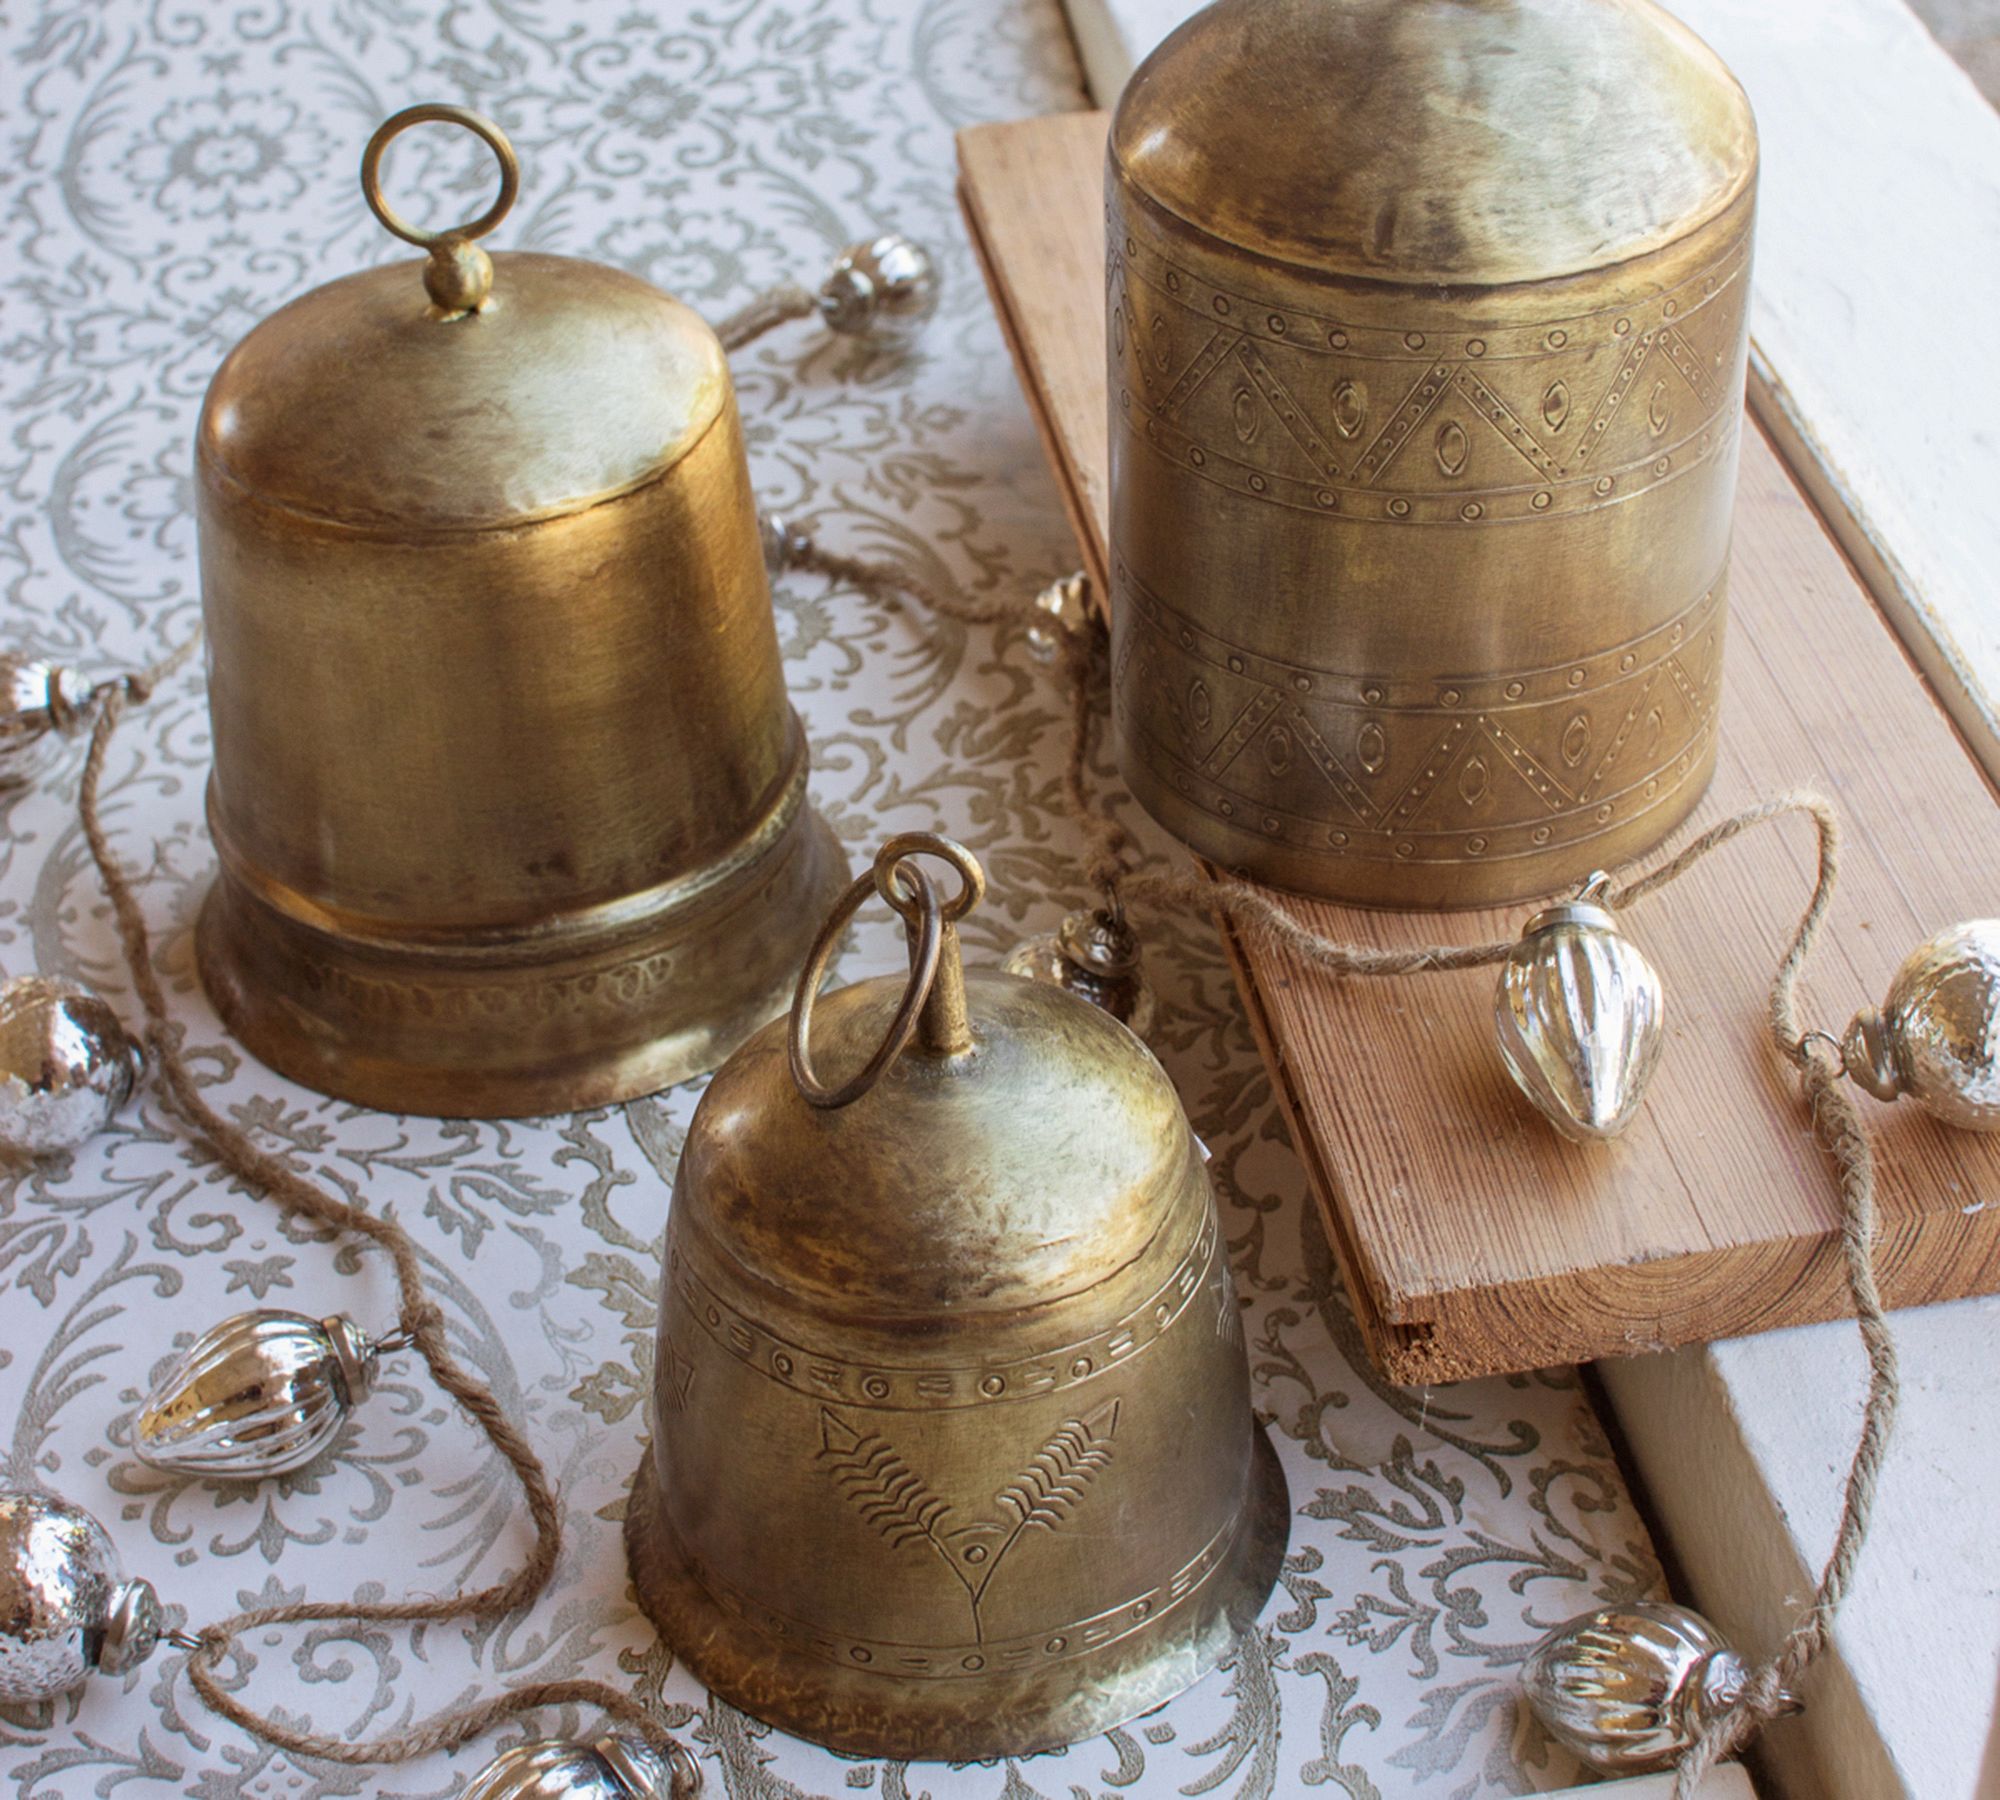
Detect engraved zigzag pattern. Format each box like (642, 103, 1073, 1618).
(996, 1400, 1120, 1532)
(817, 1410, 950, 1551)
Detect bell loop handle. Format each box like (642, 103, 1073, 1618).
(789, 835, 985, 1110)
(361, 104, 519, 313)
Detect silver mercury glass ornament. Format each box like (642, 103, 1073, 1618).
(1494, 872, 1665, 1142)
(462, 1730, 700, 1800)
(758, 509, 813, 576)
(817, 234, 939, 339)
(1025, 571, 1091, 663)
(135, 1310, 408, 1479)
(1840, 919, 2000, 1130)
(1521, 1601, 1797, 1775)
(0, 1489, 170, 1702)
(1001, 907, 1157, 1039)
(0, 975, 143, 1158)
(0, 653, 89, 787)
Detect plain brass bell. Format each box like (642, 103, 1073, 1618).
(192, 104, 847, 1115)
(625, 834, 1288, 1758)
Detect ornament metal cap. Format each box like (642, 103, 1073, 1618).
(1494, 871, 1666, 1142)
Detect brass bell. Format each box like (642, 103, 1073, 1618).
(1107, 0, 1756, 907)
(625, 833, 1288, 1758)
(191, 105, 847, 1115)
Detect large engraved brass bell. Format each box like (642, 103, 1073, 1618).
(1108, 0, 1756, 906)
(192, 105, 847, 1115)
(625, 834, 1288, 1757)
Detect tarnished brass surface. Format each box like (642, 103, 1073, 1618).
(193, 106, 847, 1114)
(626, 837, 1288, 1758)
(1107, 0, 1758, 906)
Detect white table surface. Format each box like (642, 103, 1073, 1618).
(0, 3, 1668, 1797)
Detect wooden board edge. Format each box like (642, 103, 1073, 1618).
(957, 125, 1110, 607)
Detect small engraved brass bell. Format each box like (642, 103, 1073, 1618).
(1495, 873, 1665, 1141)
(625, 833, 1287, 1758)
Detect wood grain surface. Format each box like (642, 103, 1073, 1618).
(958, 112, 2000, 1383)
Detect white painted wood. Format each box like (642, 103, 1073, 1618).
(1060, 5, 2000, 1798)
(1600, 1304, 2000, 1800)
(1550, 1770, 1757, 1799)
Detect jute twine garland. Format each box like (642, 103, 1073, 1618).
(74, 669, 698, 1790)
(65, 537, 1899, 1796)
(772, 533, 1900, 1798)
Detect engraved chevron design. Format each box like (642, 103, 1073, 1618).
(817, 1411, 951, 1552)
(996, 1400, 1120, 1532)
(816, 1398, 1122, 1642)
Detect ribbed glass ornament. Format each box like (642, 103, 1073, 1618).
(134, 1310, 388, 1478)
(1494, 880, 1665, 1142)
(1521, 1601, 1786, 1774)
(462, 1731, 688, 1800)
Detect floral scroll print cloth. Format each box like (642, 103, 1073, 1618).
(0, 2, 1665, 1794)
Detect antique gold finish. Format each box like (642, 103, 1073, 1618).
(1108, 0, 1758, 906)
(193, 105, 847, 1116)
(626, 834, 1288, 1759)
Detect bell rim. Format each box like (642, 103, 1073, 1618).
(193, 802, 851, 1118)
(621, 1421, 1291, 1761)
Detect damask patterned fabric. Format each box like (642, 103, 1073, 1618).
(0, 3, 1665, 1795)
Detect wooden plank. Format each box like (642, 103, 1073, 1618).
(958, 113, 2000, 1383)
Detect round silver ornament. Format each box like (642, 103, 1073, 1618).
(136, 1311, 403, 1479)
(0, 975, 143, 1158)
(461, 1730, 699, 1800)
(0, 1489, 165, 1702)
(1025, 571, 1090, 663)
(817, 234, 938, 339)
(1841, 919, 2000, 1130)
(0, 654, 88, 787)
(1520, 1601, 1795, 1775)
(1494, 874, 1664, 1142)
(1001, 907, 1157, 1039)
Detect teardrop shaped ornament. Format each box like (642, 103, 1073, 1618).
(1522, 1601, 1797, 1775)
(1841, 918, 2000, 1129)
(135, 1310, 400, 1479)
(1494, 875, 1664, 1141)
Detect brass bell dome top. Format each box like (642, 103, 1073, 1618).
(678, 839, 1196, 1318)
(682, 966, 1193, 1317)
(200, 108, 729, 532)
(1112, 0, 1758, 288)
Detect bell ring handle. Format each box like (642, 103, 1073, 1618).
(360, 104, 519, 313)
(789, 834, 985, 1110)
